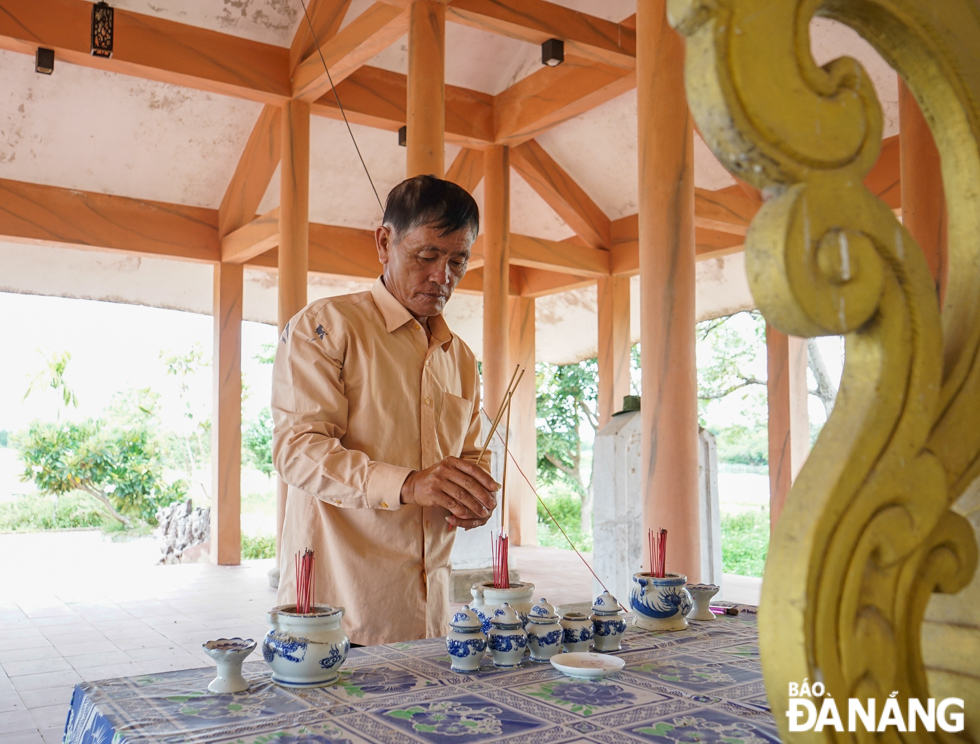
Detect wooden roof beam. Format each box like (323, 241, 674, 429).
(446, 148, 485, 194)
(293, 3, 409, 102)
(0, 0, 289, 104)
(445, 0, 635, 69)
(290, 0, 353, 73)
(218, 106, 282, 239)
(511, 140, 611, 249)
(310, 66, 494, 147)
(470, 233, 609, 277)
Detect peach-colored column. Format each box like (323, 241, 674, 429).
(637, 0, 700, 581)
(276, 99, 310, 555)
(482, 145, 510, 416)
(766, 325, 809, 529)
(507, 295, 537, 545)
(406, 1, 445, 178)
(597, 276, 631, 428)
(211, 262, 243, 565)
(899, 78, 948, 303)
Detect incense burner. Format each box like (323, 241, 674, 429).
(488, 603, 527, 668)
(263, 604, 349, 688)
(446, 605, 487, 673)
(202, 638, 255, 693)
(470, 581, 535, 632)
(630, 573, 693, 632)
(560, 611, 594, 652)
(525, 598, 563, 662)
(686, 583, 720, 621)
(590, 591, 627, 652)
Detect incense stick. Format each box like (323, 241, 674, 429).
(500, 388, 513, 535)
(295, 549, 315, 614)
(476, 365, 523, 464)
(648, 528, 667, 578)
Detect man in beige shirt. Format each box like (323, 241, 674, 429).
(272, 175, 499, 646)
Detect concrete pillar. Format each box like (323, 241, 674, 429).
(507, 295, 537, 545)
(482, 145, 510, 415)
(766, 325, 809, 529)
(276, 99, 310, 555)
(211, 262, 243, 565)
(636, 0, 700, 581)
(597, 276, 631, 428)
(406, 1, 445, 178)
(899, 78, 947, 303)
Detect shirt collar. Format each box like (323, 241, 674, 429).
(372, 277, 455, 350)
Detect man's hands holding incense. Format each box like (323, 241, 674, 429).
(400, 457, 499, 530)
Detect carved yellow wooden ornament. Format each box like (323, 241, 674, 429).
(668, 0, 980, 739)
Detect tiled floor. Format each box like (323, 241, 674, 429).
(0, 532, 760, 743)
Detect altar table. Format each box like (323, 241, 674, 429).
(63, 607, 778, 744)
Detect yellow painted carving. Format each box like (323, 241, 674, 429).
(669, 0, 980, 738)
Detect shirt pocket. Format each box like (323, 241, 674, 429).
(437, 391, 475, 458)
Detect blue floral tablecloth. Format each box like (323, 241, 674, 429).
(63, 607, 776, 744)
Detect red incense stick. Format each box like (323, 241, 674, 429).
(295, 548, 315, 614)
(648, 528, 667, 578)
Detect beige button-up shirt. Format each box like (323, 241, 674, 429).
(272, 277, 487, 646)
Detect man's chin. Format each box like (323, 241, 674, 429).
(414, 295, 449, 316)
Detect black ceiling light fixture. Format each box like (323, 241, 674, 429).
(91, 1, 114, 58)
(398, 126, 407, 147)
(541, 38, 564, 67)
(35, 48, 55, 74)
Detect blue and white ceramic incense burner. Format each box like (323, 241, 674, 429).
(525, 598, 563, 661)
(630, 572, 693, 631)
(263, 604, 349, 687)
(446, 605, 487, 673)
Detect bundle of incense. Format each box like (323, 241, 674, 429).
(492, 532, 510, 589)
(476, 365, 525, 465)
(648, 528, 667, 578)
(295, 548, 315, 614)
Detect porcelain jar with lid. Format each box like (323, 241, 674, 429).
(488, 603, 527, 668)
(630, 572, 693, 631)
(590, 591, 627, 652)
(470, 581, 536, 632)
(263, 604, 350, 688)
(446, 605, 487, 673)
(525, 598, 564, 662)
(560, 610, 594, 653)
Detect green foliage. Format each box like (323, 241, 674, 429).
(15, 419, 186, 525)
(0, 430, 8, 447)
(255, 343, 276, 365)
(715, 424, 769, 466)
(241, 533, 276, 559)
(535, 486, 592, 553)
(24, 350, 79, 410)
(0, 492, 108, 532)
(243, 408, 274, 478)
(696, 311, 767, 427)
(720, 508, 770, 578)
(536, 359, 597, 494)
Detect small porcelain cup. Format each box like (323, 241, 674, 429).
(202, 638, 255, 693)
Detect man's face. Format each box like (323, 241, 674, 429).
(376, 222, 473, 318)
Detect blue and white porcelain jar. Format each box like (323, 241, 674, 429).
(263, 604, 349, 687)
(525, 598, 563, 662)
(488, 603, 527, 668)
(446, 605, 487, 673)
(630, 572, 693, 631)
(470, 581, 535, 632)
(590, 591, 627, 652)
(560, 610, 594, 653)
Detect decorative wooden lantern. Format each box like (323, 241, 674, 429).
(91, 2, 114, 59)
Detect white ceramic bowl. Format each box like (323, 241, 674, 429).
(550, 651, 625, 679)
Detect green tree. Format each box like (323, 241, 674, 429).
(160, 345, 211, 497)
(16, 419, 185, 526)
(243, 408, 274, 478)
(23, 350, 79, 414)
(536, 359, 599, 532)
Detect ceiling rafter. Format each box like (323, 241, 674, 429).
(290, 0, 353, 74)
(293, 2, 409, 102)
(511, 139, 611, 249)
(218, 106, 282, 239)
(446, 149, 485, 194)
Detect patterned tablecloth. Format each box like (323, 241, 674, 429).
(63, 608, 777, 744)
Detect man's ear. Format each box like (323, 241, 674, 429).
(376, 225, 393, 266)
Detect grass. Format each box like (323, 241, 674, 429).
(720, 508, 770, 578)
(0, 491, 111, 532)
(241, 532, 276, 559)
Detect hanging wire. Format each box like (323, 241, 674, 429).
(297, 0, 385, 215)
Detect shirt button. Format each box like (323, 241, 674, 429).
(424, 397, 432, 406)
(381, 501, 389, 509)
(414, 323, 421, 331)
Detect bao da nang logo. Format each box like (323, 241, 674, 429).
(787, 680, 966, 733)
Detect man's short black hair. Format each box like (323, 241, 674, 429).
(383, 175, 479, 243)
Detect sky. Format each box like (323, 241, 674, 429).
(0, 292, 277, 434)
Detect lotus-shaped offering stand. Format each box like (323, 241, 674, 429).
(263, 604, 349, 688)
(202, 638, 255, 693)
(630, 572, 693, 631)
(686, 583, 720, 621)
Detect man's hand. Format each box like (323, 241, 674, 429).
(400, 457, 499, 529)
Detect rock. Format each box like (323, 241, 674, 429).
(156, 500, 211, 565)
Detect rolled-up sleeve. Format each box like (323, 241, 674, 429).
(271, 309, 409, 510)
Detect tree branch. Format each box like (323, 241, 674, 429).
(698, 376, 766, 400)
(77, 485, 131, 526)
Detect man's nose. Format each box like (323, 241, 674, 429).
(430, 261, 452, 286)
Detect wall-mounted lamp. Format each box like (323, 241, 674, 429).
(91, 1, 114, 58)
(541, 38, 564, 67)
(398, 126, 407, 147)
(36, 48, 55, 74)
